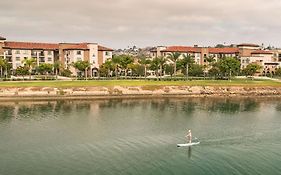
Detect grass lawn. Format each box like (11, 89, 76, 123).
(0, 79, 280, 88)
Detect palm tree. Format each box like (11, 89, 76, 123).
(53, 60, 62, 79)
(112, 55, 121, 79)
(119, 55, 133, 79)
(182, 54, 195, 80)
(204, 56, 215, 78)
(22, 58, 37, 80)
(138, 56, 151, 79)
(73, 61, 91, 80)
(103, 60, 113, 77)
(167, 52, 181, 76)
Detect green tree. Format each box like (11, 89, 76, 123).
(22, 58, 37, 80)
(134, 64, 145, 77)
(119, 55, 134, 79)
(112, 55, 121, 79)
(61, 69, 72, 77)
(164, 64, 174, 77)
(275, 68, 281, 77)
(73, 61, 91, 80)
(53, 60, 62, 79)
(38, 63, 53, 76)
(138, 56, 151, 79)
(204, 56, 216, 78)
(205, 56, 216, 64)
(150, 57, 161, 80)
(242, 63, 262, 77)
(167, 52, 181, 76)
(179, 54, 195, 80)
(218, 57, 241, 80)
(189, 64, 204, 77)
(208, 63, 221, 79)
(100, 60, 113, 77)
(15, 66, 29, 80)
(99, 65, 109, 77)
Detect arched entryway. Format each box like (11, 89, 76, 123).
(92, 68, 99, 77)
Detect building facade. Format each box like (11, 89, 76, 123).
(150, 44, 281, 75)
(0, 36, 113, 77)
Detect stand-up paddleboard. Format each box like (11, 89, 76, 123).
(177, 142, 200, 147)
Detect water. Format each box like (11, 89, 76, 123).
(0, 98, 281, 175)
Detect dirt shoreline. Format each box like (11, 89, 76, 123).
(1, 86, 281, 100)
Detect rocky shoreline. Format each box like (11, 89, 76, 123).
(0, 86, 281, 100)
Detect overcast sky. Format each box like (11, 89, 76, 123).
(1, 0, 281, 49)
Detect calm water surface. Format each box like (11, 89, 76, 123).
(0, 98, 281, 175)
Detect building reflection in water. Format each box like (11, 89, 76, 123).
(0, 97, 280, 123)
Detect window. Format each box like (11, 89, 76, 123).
(15, 50, 20, 54)
(24, 57, 27, 60)
(48, 51, 52, 55)
(16, 57, 21, 61)
(47, 57, 52, 62)
(77, 51, 82, 55)
(77, 57, 82, 61)
(16, 63, 21, 68)
(105, 51, 110, 56)
(23, 50, 28, 54)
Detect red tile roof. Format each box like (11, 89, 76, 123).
(251, 50, 273, 55)
(4, 41, 58, 50)
(237, 43, 260, 47)
(209, 47, 239, 54)
(0, 36, 6, 40)
(163, 46, 201, 53)
(60, 43, 88, 50)
(98, 45, 114, 51)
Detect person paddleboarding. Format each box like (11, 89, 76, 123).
(185, 129, 192, 143)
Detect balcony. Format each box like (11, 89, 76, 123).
(39, 58, 45, 63)
(39, 52, 45, 57)
(31, 51, 37, 57)
(5, 56, 12, 63)
(5, 50, 12, 56)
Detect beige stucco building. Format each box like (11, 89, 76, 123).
(0, 36, 113, 77)
(150, 43, 281, 75)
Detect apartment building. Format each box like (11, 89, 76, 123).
(150, 45, 239, 65)
(150, 43, 281, 75)
(237, 43, 261, 57)
(2, 41, 58, 70)
(0, 36, 113, 77)
(240, 50, 280, 75)
(58, 43, 113, 76)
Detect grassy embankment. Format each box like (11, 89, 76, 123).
(0, 79, 280, 88)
